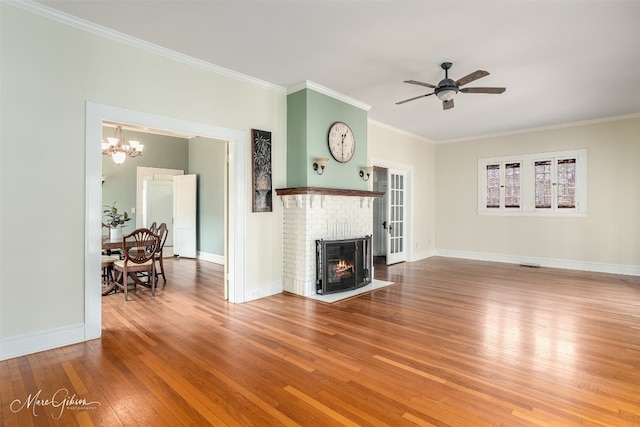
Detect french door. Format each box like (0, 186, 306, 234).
(386, 169, 407, 265)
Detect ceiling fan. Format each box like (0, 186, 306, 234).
(396, 62, 506, 110)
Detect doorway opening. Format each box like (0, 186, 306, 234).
(85, 102, 247, 341)
(371, 162, 412, 266)
(138, 167, 183, 255)
(136, 167, 199, 260)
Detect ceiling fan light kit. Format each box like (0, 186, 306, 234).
(397, 61, 505, 110)
(435, 84, 457, 101)
(434, 62, 457, 101)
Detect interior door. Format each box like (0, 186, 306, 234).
(173, 174, 197, 258)
(386, 169, 407, 265)
(137, 167, 184, 250)
(145, 180, 174, 246)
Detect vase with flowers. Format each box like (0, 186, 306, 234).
(103, 202, 131, 240)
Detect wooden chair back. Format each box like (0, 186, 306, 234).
(113, 228, 161, 300)
(156, 223, 168, 252)
(153, 223, 169, 283)
(122, 228, 159, 266)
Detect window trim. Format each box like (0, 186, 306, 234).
(478, 149, 587, 217)
(483, 160, 524, 211)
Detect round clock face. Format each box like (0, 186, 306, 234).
(328, 122, 355, 163)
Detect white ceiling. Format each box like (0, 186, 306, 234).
(35, 0, 640, 142)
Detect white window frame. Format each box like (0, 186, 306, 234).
(478, 149, 587, 217)
(481, 160, 524, 212)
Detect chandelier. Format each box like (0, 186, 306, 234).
(101, 126, 143, 164)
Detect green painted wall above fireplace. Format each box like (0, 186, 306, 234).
(286, 83, 369, 189)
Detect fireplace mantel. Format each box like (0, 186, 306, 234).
(278, 186, 378, 297)
(275, 187, 384, 198)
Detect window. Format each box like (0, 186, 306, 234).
(557, 158, 576, 208)
(478, 149, 587, 217)
(484, 162, 521, 209)
(534, 158, 577, 209)
(486, 164, 500, 208)
(504, 163, 521, 208)
(534, 160, 552, 208)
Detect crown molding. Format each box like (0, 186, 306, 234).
(367, 119, 435, 144)
(3, 0, 286, 93)
(440, 112, 640, 144)
(288, 80, 371, 112)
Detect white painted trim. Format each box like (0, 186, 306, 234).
(411, 249, 436, 262)
(245, 280, 283, 302)
(435, 249, 640, 277)
(287, 80, 372, 112)
(86, 102, 247, 344)
(0, 324, 85, 361)
(4, 0, 284, 93)
(198, 251, 225, 265)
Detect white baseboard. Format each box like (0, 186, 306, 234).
(0, 323, 88, 361)
(197, 251, 224, 265)
(410, 249, 436, 262)
(434, 249, 640, 276)
(245, 280, 283, 302)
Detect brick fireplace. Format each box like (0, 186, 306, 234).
(276, 187, 383, 297)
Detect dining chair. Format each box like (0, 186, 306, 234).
(154, 222, 169, 283)
(112, 228, 160, 301)
(149, 221, 158, 234)
(101, 255, 118, 296)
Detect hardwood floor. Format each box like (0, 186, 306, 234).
(2, 256, 640, 426)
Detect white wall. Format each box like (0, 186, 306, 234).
(435, 117, 640, 274)
(0, 3, 285, 357)
(368, 121, 436, 261)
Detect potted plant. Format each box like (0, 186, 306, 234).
(103, 202, 131, 240)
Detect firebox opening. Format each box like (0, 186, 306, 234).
(316, 236, 372, 295)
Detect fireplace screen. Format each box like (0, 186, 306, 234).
(316, 236, 372, 294)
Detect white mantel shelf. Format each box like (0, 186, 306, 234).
(275, 187, 384, 198)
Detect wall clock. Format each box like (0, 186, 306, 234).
(328, 121, 355, 163)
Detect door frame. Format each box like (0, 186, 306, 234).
(85, 102, 246, 341)
(369, 157, 413, 264)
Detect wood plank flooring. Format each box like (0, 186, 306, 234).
(2, 256, 640, 426)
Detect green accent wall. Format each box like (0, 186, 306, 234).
(189, 137, 226, 255)
(287, 88, 368, 189)
(286, 90, 308, 186)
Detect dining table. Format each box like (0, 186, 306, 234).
(102, 235, 126, 251)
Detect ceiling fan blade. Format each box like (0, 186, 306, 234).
(395, 92, 435, 105)
(443, 99, 454, 110)
(455, 70, 489, 86)
(404, 79, 437, 89)
(460, 87, 506, 94)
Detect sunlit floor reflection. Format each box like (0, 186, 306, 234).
(482, 299, 577, 375)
